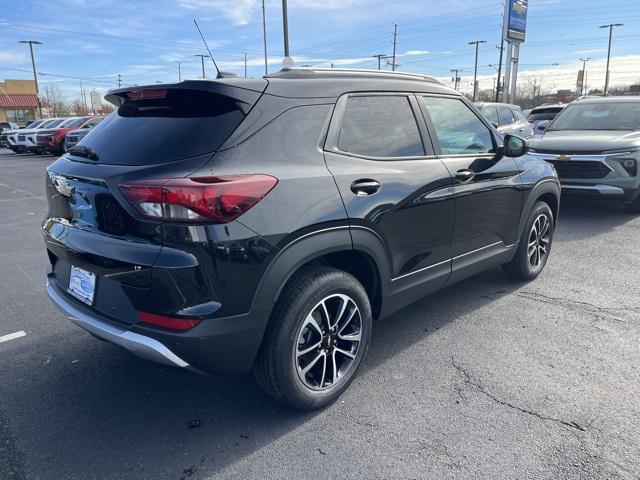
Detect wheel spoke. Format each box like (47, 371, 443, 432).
(297, 340, 322, 357)
(301, 352, 323, 375)
(335, 347, 356, 359)
(339, 331, 361, 343)
(318, 353, 327, 388)
(332, 296, 349, 330)
(303, 313, 323, 336)
(337, 305, 358, 335)
(320, 300, 331, 331)
(331, 350, 338, 384)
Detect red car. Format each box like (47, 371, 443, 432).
(35, 116, 103, 155)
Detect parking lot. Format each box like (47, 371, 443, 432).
(0, 148, 639, 479)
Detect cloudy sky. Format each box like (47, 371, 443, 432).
(0, 0, 639, 101)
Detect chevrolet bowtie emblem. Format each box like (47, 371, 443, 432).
(555, 155, 572, 161)
(53, 175, 74, 197)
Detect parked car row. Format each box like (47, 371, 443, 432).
(0, 115, 105, 155)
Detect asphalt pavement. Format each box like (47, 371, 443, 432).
(0, 149, 639, 480)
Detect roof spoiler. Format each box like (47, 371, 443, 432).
(105, 79, 267, 108)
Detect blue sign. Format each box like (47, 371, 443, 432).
(505, 0, 528, 42)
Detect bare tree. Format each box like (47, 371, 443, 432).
(70, 98, 90, 115)
(44, 84, 71, 117)
(100, 103, 114, 114)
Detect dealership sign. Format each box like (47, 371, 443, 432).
(504, 0, 528, 43)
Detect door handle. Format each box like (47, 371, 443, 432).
(350, 179, 381, 196)
(455, 169, 476, 183)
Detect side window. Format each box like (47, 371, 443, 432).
(484, 107, 499, 124)
(337, 95, 425, 158)
(499, 107, 515, 126)
(420, 96, 494, 155)
(512, 109, 526, 122)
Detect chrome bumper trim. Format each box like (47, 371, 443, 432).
(47, 280, 189, 368)
(561, 184, 625, 195)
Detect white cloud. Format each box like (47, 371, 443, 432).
(0, 51, 25, 63)
(178, 0, 256, 25)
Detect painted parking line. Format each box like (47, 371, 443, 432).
(0, 331, 27, 343)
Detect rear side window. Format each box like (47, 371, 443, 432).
(499, 107, 515, 125)
(420, 96, 494, 155)
(78, 89, 245, 165)
(483, 107, 499, 124)
(337, 96, 425, 158)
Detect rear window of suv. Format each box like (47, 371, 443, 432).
(76, 89, 245, 165)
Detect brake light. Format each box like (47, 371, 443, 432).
(119, 175, 278, 223)
(138, 311, 201, 331)
(126, 89, 167, 100)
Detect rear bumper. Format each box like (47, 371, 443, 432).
(47, 280, 191, 369)
(47, 278, 273, 374)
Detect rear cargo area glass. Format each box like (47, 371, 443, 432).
(76, 89, 245, 165)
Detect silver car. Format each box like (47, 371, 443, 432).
(476, 102, 534, 139)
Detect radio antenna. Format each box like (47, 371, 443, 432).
(193, 18, 221, 78)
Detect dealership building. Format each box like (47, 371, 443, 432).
(0, 79, 40, 126)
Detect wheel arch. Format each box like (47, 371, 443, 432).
(251, 226, 391, 320)
(518, 179, 561, 238)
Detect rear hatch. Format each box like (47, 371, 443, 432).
(44, 80, 266, 326)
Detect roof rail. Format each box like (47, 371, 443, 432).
(267, 67, 440, 84)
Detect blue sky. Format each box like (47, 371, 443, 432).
(1, 0, 639, 100)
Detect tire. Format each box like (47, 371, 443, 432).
(624, 190, 640, 213)
(61, 139, 68, 154)
(503, 201, 555, 281)
(253, 266, 372, 410)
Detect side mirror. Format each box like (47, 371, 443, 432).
(503, 134, 528, 158)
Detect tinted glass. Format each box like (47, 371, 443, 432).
(61, 117, 89, 129)
(549, 102, 640, 131)
(528, 107, 563, 121)
(40, 119, 64, 128)
(499, 107, 515, 125)
(25, 120, 44, 129)
(79, 89, 245, 165)
(511, 109, 526, 122)
(337, 96, 424, 158)
(483, 107, 499, 124)
(421, 96, 494, 155)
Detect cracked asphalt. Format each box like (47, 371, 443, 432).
(1, 149, 639, 480)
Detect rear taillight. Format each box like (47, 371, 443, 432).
(119, 175, 277, 223)
(138, 311, 201, 331)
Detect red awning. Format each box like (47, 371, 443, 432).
(0, 94, 39, 108)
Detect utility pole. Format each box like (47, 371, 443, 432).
(579, 57, 591, 95)
(372, 54, 388, 70)
(243, 52, 248, 78)
(18, 40, 43, 118)
(177, 62, 182, 82)
(79, 79, 86, 112)
(468, 40, 487, 102)
(117, 74, 122, 88)
(262, 0, 268, 75)
(495, 42, 504, 102)
(451, 69, 461, 91)
(282, 0, 290, 58)
(391, 23, 398, 71)
(599, 23, 623, 95)
(195, 54, 210, 79)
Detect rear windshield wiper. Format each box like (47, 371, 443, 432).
(68, 145, 100, 161)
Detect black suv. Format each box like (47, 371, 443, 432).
(44, 69, 560, 409)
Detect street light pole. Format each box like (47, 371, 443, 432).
(599, 23, 623, 96)
(18, 40, 43, 118)
(579, 57, 591, 95)
(195, 54, 210, 79)
(468, 40, 487, 102)
(177, 62, 182, 82)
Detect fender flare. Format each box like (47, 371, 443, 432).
(251, 226, 392, 310)
(518, 179, 561, 238)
